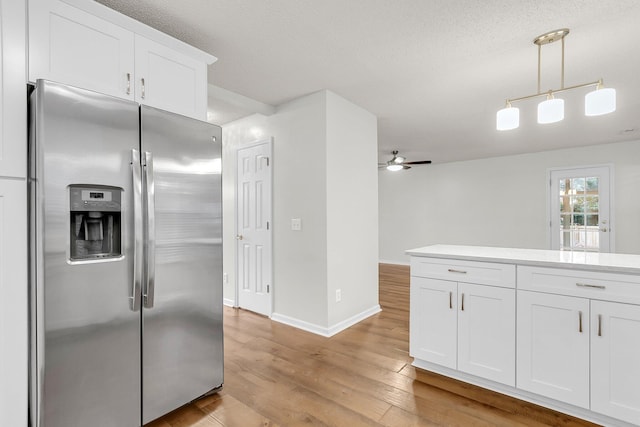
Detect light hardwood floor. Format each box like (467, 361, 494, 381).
(149, 263, 598, 427)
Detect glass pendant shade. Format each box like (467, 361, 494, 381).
(585, 87, 616, 116)
(386, 164, 403, 171)
(538, 98, 564, 124)
(496, 106, 520, 131)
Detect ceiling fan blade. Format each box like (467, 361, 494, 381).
(404, 160, 432, 165)
(403, 165, 411, 169)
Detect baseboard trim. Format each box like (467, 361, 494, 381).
(328, 305, 381, 337)
(223, 298, 236, 307)
(271, 304, 381, 338)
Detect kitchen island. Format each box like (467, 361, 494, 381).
(407, 245, 640, 427)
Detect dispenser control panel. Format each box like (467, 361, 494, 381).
(70, 187, 121, 212)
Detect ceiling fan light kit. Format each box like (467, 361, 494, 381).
(496, 28, 616, 131)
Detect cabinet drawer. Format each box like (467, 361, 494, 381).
(410, 257, 515, 288)
(518, 266, 640, 305)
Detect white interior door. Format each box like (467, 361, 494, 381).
(236, 141, 272, 316)
(549, 166, 612, 252)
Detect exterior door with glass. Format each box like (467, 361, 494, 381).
(549, 166, 611, 252)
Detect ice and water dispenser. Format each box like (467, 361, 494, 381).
(69, 185, 122, 261)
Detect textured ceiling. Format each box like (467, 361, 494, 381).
(96, 0, 640, 164)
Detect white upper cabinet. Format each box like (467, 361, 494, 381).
(29, 0, 135, 100)
(28, 0, 216, 120)
(1, 0, 27, 178)
(134, 35, 208, 119)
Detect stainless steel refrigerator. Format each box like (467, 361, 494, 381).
(28, 80, 223, 427)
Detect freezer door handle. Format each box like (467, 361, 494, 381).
(131, 149, 143, 311)
(143, 151, 156, 308)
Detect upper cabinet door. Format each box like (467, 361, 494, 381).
(135, 35, 208, 120)
(29, 0, 135, 100)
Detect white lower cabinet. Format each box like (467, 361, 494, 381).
(591, 300, 640, 425)
(0, 178, 28, 426)
(411, 254, 640, 427)
(458, 282, 515, 386)
(410, 277, 457, 368)
(516, 290, 590, 408)
(410, 276, 515, 386)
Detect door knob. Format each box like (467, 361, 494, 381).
(236, 234, 243, 240)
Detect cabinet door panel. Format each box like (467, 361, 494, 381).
(458, 283, 515, 386)
(591, 300, 640, 424)
(29, 0, 134, 99)
(135, 35, 207, 120)
(410, 277, 457, 368)
(517, 291, 589, 408)
(0, 179, 28, 425)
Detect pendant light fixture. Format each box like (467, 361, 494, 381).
(496, 28, 616, 131)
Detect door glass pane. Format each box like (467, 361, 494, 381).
(571, 177, 585, 192)
(555, 174, 603, 252)
(572, 196, 584, 213)
(586, 177, 599, 191)
(586, 196, 598, 213)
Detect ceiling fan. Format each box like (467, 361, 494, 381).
(379, 150, 432, 171)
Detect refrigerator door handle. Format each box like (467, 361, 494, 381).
(131, 149, 143, 311)
(143, 151, 156, 308)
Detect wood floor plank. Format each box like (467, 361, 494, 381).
(150, 263, 598, 427)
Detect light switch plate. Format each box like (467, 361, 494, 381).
(291, 218, 302, 231)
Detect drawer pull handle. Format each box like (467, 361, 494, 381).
(578, 311, 583, 333)
(598, 314, 602, 337)
(126, 72, 131, 95)
(461, 293, 465, 311)
(576, 282, 606, 290)
(448, 269, 467, 274)
(449, 291, 453, 309)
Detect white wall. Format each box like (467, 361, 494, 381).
(379, 140, 640, 264)
(270, 92, 329, 327)
(325, 91, 379, 327)
(222, 90, 379, 334)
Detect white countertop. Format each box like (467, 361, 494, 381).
(406, 245, 640, 275)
